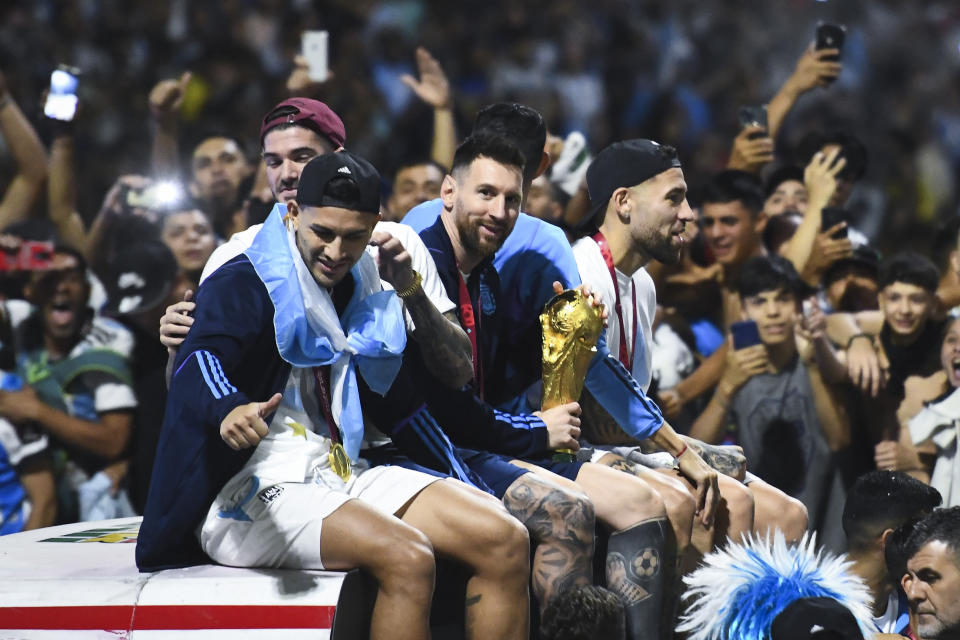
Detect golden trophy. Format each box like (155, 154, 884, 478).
(540, 288, 605, 462)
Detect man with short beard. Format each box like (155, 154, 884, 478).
(571, 140, 807, 547)
(417, 131, 711, 640)
(689, 255, 849, 549)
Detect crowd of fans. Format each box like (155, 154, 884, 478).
(2, 1, 960, 253)
(3, 1, 960, 639)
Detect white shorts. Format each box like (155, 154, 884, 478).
(199, 465, 440, 569)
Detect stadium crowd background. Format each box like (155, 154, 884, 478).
(1, 0, 959, 255)
(4, 2, 960, 638)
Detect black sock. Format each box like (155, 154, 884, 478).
(605, 517, 678, 640)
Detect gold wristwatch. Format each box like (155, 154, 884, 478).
(395, 270, 423, 298)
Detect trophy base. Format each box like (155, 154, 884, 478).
(552, 450, 577, 463)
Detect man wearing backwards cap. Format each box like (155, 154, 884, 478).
(172, 98, 601, 622)
(164, 97, 475, 389)
(572, 139, 693, 404)
(138, 151, 531, 640)
(573, 139, 809, 545)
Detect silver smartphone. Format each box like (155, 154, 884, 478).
(302, 31, 329, 83)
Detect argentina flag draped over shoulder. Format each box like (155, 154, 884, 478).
(244, 205, 406, 460)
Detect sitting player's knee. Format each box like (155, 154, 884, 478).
(781, 496, 808, 542)
(647, 480, 693, 549)
(374, 526, 436, 590)
(660, 481, 696, 527)
(630, 481, 667, 521)
(481, 514, 531, 578)
(504, 477, 595, 544)
(722, 480, 756, 523)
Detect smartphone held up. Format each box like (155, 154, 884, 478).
(731, 320, 763, 351)
(737, 105, 768, 139)
(302, 30, 329, 83)
(44, 65, 80, 122)
(815, 22, 846, 85)
(815, 23, 846, 60)
(820, 207, 849, 239)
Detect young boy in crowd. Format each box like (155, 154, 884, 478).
(836, 253, 947, 476)
(876, 253, 945, 407)
(689, 254, 850, 549)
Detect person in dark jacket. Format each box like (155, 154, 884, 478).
(137, 151, 531, 640)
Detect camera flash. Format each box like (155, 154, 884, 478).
(152, 181, 182, 207)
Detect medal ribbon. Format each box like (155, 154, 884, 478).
(456, 269, 484, 398)
(312, 365, 342, 444)
(592, 231, 637, 371)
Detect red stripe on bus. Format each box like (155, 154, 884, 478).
(0, 605, 336, 630)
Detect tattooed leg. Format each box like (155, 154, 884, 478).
(562, 462, 682, 640)
(502, 474, 595, 613)
(606, 518, 678, 640)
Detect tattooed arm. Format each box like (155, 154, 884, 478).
(582, 392, 746, 480)
(580, 391, 643, 446)
(678, 437, 747, 481)
(372, 229, 474, 388)
(409, 298, 474, 389)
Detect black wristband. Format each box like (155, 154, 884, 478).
(846, 333, 872, 349)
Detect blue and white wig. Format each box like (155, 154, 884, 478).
(676, 532, 873, 640)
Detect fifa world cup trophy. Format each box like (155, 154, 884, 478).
(540, 288, 604, 462)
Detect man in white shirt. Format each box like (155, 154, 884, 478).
(572, 139, 810, 546)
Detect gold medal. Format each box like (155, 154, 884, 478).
(329, 442, 352, 482)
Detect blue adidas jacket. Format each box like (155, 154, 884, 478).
(136, 256, 481, 571)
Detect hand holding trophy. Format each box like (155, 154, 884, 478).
(540, 287, 605, 462)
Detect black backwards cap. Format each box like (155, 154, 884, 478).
(586, 139, 681, 226)
(771, 597, 864, 640)
(296, 152, 381, 214)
